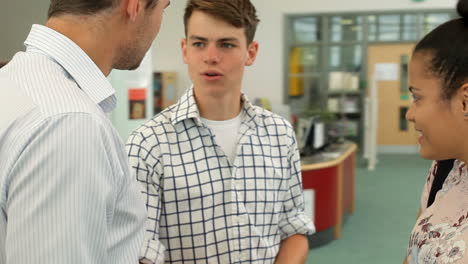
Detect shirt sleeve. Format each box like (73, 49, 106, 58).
(278, 128, 316, 240)
(5, 113, 122, 263)
(126, 133, 166, 264)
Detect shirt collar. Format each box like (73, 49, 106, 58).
(171, 86, 261, 129)
(24, 24, 116, 112)
(171, 87, 202, 126)
(240, 92, 261, 129)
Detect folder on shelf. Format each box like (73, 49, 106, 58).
(327, 98, 340, 112)
(329, 72, 344, 91)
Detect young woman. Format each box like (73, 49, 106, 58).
(404, 0, 468, 263)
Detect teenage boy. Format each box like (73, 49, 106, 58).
(127, 0, 315, 263)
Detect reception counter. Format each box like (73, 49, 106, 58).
(301, 142, 357, 247)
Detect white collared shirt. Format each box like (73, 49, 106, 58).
(0, 25, 146, 264)
(127, 88, 315, 264)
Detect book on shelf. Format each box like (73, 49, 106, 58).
(342, 97, 359, 113)
(328, 71, 359, 91)
(327, 98, 340, 112)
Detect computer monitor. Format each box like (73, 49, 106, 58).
(299, 117, 327, 155)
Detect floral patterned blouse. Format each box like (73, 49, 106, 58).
(407, 160, 468, 264)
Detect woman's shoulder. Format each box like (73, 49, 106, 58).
(408, 210, 468, 264)
(409, 159, 468, 263)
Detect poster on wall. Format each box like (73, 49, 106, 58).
(375, 63, 399, 81)
(128, 88, 147, 120)
(153, 72, 163, 115)
(153, 71, 178, 113)
(162, 72, 177, 108)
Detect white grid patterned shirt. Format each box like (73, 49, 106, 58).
(126, 88, 315, 264)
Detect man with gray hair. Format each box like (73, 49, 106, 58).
(0, 0, 170, 263)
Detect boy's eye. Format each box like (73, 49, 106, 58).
(193, 42, 205, 47)
(221, 43, 235, 48)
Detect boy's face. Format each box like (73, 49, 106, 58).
(181, 10, 258, 98)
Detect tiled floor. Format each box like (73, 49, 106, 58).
(306, 154, 431, 264)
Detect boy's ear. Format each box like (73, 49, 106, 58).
(181, 38, 188, 64)
(245, 41, 259, 66)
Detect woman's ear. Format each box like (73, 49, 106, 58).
(460, 84, 468, 118)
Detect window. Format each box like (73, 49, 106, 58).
(423, 13, 452, 35)
(377, 14, 401, 41)
(330, 16, 363, 42)
(402, 14, 419, 41)
(286, 10, 455, 146)
(293, 17, 320, 43)
(329, 45, 362, 72)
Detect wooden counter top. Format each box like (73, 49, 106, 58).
(301, 143, 358, 171)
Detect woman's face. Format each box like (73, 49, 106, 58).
(406, 52, 466, 160)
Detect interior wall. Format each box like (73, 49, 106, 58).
(0, 0, 458, 101)
(0, 0, 458, 98)
(0, 0, 49, 61)
(151, 0, 188, 97)
(154, 0, 458, 105)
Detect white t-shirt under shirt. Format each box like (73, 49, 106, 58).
(200, 110, 244, 164)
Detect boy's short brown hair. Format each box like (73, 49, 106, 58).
(183, 0, 260, 44)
